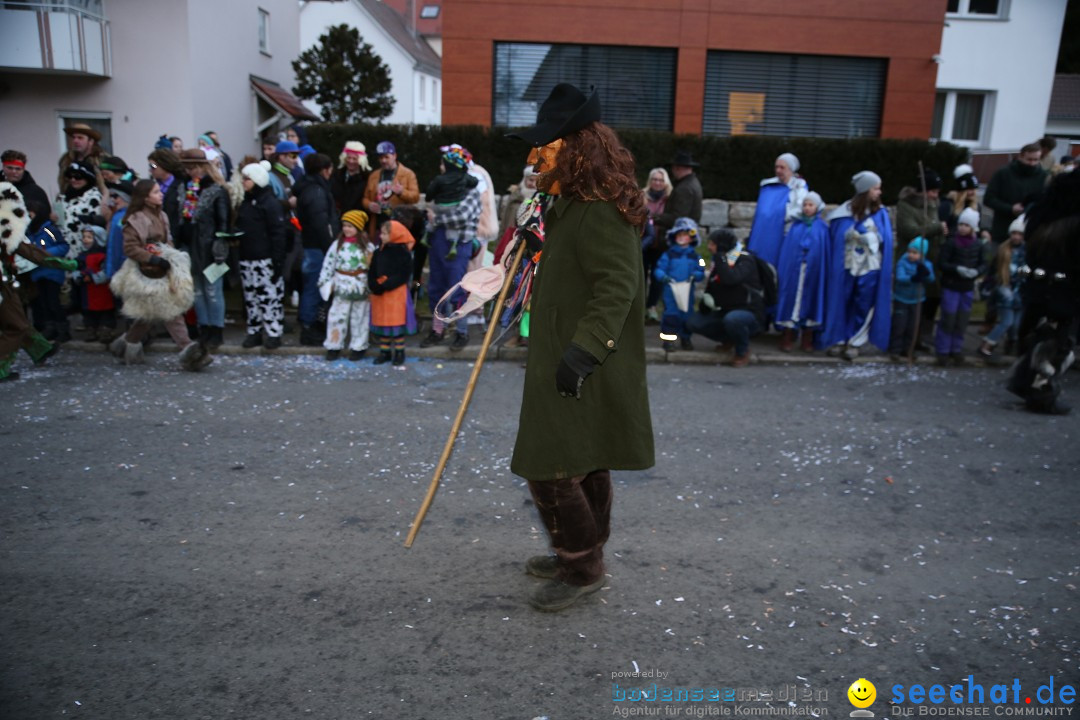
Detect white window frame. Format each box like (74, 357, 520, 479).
(56, 110, 112, 155)
(258, 8, 271, 56)
(932, 90, 994, 149)
(946, 0, 1010, 20)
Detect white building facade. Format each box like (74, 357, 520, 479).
(299, 0, 441, 126)
(934, 0, 1067, 153)
(0, 0, 306, 199)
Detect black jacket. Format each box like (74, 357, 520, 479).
(13, 171, 51, 214)
(236, 185, 286, 267)
(161, 172, 188, 242)
(368, 243, 412, 294)
(938, 234, 986, 292)
(655, 172, 703, 238)
(179, 180, 229, 273)
(294, 173, 339, 252)
(329, 167, 368, 213)
(701, 252, 765, 325)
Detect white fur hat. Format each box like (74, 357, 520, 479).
(958, 207, 980, 230)
(241, 160, 271, 188)
(953, 164, 974, 179)
(339, 141, 371, 172)
(804, 191, 824, 211)
(0, 181, 29, 254)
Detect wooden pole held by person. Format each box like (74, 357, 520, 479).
(404, 239, 529, 548)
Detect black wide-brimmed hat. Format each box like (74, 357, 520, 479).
(671, 150, 700, 168)
(507, 83, 601, 147)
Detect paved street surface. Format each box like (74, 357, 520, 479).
(2, 351, 1078, 719)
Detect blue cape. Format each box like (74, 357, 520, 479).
(775, 216, 829, 328)
(747, 181, 789, 269)
(821, 204, 894, 351)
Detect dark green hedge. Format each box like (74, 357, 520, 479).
(304, 123, 969, 204)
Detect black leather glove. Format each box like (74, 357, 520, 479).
(913, 262, 929, 281)
(555, 344, 598, 400)
(149, 255, 171, 272)
(521, 225, 543, 254)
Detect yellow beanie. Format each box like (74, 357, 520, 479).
(342, 210, 368, 231)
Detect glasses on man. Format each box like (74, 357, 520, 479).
(285, 153, 299, 159)
(148, 162, 159, 170)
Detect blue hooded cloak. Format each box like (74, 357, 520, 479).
(775, 215, 829, 328)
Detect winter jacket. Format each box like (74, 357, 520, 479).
(511, 197, 654, 481)
(654, 243, 705, 284)
(893, 255, 935, 305)
(180, 180, 229, 273)
(294, 173, 340, 252)
(654, 173, 703, 239)
(27, 220, 68, 284)
(895, 187, 945, 261)
(55, 186, 103, 253)
(701, 252, 765, 325)
(159, 174, 187, 242)
(236, 185, 286, 267)
(362, 162, 421, 217)
(77, 244, 115, 311)
(938, 233, 986, 292)
(12, 171, 51, 214)
(984, 160, 1047, 243)
(105, 208, 126, 278)
(122, 209, 173, 265)
(329, 167, 368, 213)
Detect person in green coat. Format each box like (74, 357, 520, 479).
(507, 83, 655, 612)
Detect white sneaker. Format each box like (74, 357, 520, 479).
(290, 290, 300, 308)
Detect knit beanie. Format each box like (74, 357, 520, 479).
(776, 152, 800, 173)
(442, 146, 469, 170)
(919, 167, 941, 191)
(341, 210, 368, 232)
(852, 171, 881, 195)
(154, 135, 173, 151)
(957, 207, 980, 230)
(953, 164, 978, 191)
(907, 236, 928, 256)
(241, 160, 271, 188)
(804, 191, 824, 212)
(1008, 215, 1026, 235)
(339, 141, 371, 171)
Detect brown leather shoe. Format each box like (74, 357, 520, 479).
(778, 329, 795, 352)
(731, 352, 750, 368)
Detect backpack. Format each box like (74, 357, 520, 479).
(749, 252, 778, 307)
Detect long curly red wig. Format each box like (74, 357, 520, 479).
(539, 122, 647, 228)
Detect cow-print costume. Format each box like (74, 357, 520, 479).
(239, 259, 284, 338)
(54, 187, 102, 258)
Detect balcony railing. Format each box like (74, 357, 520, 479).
(0, 0, 111, 77)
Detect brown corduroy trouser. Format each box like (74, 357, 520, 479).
(527, 470, 612, 586)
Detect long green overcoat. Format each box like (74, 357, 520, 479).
(510, 196, 655, 481)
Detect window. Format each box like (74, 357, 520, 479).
(946, 0, 1008, 19)
(419, 76, 426, 109)
(420, 5, 439, 19)
(932, 90, 992, 146)
(58, 113, 112, 155)
(492, 42, 676, 131)
(258, 8, 270, 55)
(703, 51, 886, 138)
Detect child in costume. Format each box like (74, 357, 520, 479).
(979, 216, 1026, 358)
(425, 145, 479, 206)
(888, 236, 935, 360)
(319, 210, 374, 361)
(934, 207, 986, 366)
(0, 182, 76, 382)
(74, 224, 117, 342)
(24, 199, 69, 342)
(775, 192, 829, 352)
(368, 219, 417, 366)
(654, 216, 705, 350)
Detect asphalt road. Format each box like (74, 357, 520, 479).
(2, 352, 1078, 719)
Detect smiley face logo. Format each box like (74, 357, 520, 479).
(848, 678, 876, 709)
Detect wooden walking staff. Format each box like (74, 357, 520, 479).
(907, 160, 928, 366)
(404, 239, 529, 548)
